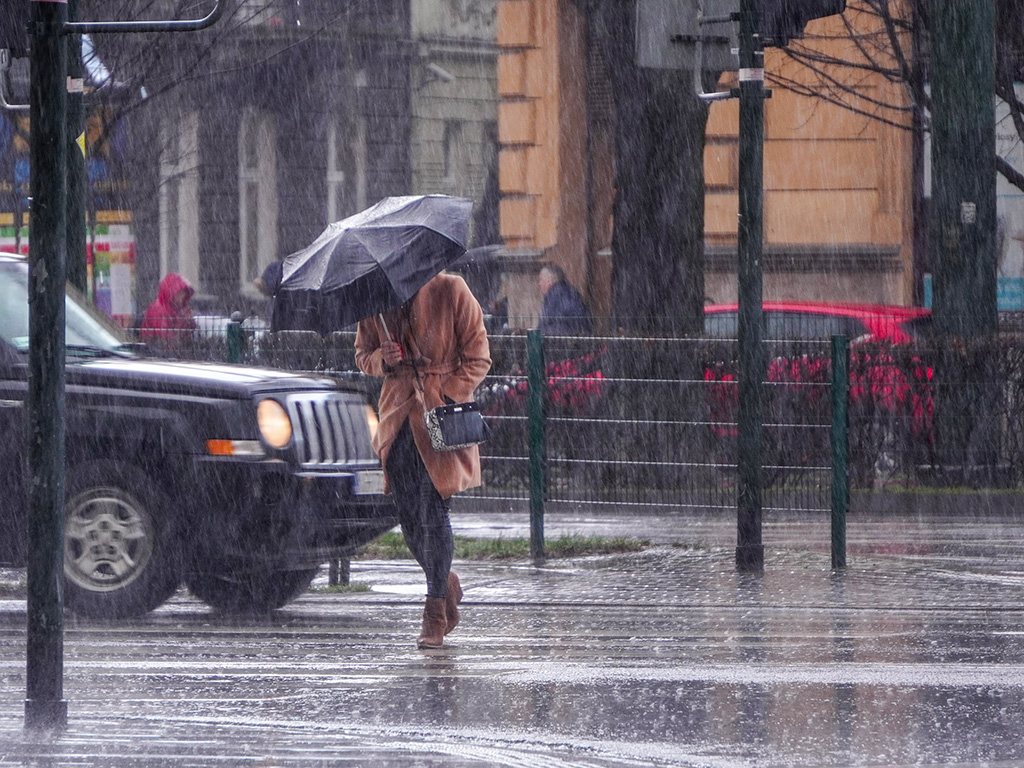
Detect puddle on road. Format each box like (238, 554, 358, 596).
(0, 715, 728, 768)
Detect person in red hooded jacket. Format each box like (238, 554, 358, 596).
(141, 272, 197, 350)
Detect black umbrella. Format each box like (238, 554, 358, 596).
(273, 195, 474, 332)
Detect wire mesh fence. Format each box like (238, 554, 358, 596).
(846, 337, 1024, 490)
(128, 314, 1024, 516)
(499, 334, 834, 514)
(138, 324, 836, 515)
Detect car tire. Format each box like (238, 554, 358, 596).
(185, 567, 320, 614)
(63, 460, 182, 619)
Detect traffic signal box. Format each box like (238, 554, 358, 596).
(637, 0, 847, 72)
(761, 0, 847, 48)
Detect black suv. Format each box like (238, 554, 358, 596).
(0, 254, 395, 617)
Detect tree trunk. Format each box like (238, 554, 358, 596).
(591, 0, 709, 337)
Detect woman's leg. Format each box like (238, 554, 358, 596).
(386, 420, 454, 599)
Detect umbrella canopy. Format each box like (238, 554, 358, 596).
(273, 194, 474, 332)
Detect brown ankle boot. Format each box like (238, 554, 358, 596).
(444, 571, 463, 635)
(417, 597, 447, 649)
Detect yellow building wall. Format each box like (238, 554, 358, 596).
(498, 1, 917, 319)
(706, 6, 914, 304)
(496, 0, 590, 326)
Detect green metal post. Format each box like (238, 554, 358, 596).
(527, 329, 546, 563)
(226, 312, 243, 363)
(66, 0, 87, 295)
(830, 335, 849, 570)
(26, 0, 69, 731)
(735, 0, 766, 573)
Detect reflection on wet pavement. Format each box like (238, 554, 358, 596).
(1, 511, 1024, 766)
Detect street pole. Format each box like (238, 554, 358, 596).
(735, 0, 766, 573)
(25, 0, 68, 730)
(66, 0, 87, 294)
(19, 0, 223, 732)
(527, 329, 546, 564)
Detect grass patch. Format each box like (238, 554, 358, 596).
(311, 582, 372, 594)
(357, 531, 648, 561)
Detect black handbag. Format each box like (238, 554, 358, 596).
(379, 313, 489, 452)
(424, 397, 490, 452)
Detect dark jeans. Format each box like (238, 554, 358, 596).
(386, 420, 453, 598)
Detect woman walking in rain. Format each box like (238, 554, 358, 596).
(355, 271, 491, 648)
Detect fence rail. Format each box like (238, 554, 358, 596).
(137, 325, 835, 514)
(137, 321, 1024, 512)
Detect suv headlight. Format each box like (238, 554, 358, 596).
(257, 398, 293, 449)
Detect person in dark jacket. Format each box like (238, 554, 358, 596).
(537, 263, 592, 335)
(254, 259, 284, 298)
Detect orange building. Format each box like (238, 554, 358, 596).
(496, 0, 916, 328)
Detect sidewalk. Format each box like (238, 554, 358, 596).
(1, 506, 1023, 766)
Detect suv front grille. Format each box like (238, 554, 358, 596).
(285, 393, 376, 467)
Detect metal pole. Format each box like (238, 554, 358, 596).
(26, 0, 69, 731)
(66, 0, 87, 294)
(830, 335, 849, 570)
(226, 312, 243, 363)
(735, 0, 766, 573)
(527, 329, 546, 564)
(65, 1, 224, 34)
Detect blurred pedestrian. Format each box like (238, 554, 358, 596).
(355, 272, 491, 649)
(537, 263, 592, 335)
(140, 272, 197, 351)
(254, 259, 283, 298)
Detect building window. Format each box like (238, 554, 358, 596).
(443, 120, 465, 186)
(354, 114, 367, 213)
(327, 116, 368, 223)
(238, 109, 278, 291)
(159, 111, 199, 286)
(326, 123, 346, 224)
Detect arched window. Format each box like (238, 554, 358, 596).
(159, 111, 199, 286)
(326, 115, 367, 224)
(238, 108, 278, 291)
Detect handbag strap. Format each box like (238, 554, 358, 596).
(379, 311, 430, 397)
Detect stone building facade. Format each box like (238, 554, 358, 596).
(0, 0, 499, 319)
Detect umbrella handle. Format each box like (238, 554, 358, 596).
(378, 313, 393, 342)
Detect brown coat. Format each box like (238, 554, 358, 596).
(355, 273, 491, 499)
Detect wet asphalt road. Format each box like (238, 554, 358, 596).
(1, 508, 1024, 766)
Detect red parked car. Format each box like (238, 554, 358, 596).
(703, 302, 934, 482)
(702, 301, 933, 344)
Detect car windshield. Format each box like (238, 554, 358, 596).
(901, 315, 934, 342)
(0, 260, 129, 356)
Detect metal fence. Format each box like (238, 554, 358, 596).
(132, 319, 1024, 516)
(137, 324, 836, 515)
(471, 333, 836, 515)
(845, 337, 1024, 490)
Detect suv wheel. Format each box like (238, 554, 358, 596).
(63, 461, 182, 619)
(186, 568, 319, 614)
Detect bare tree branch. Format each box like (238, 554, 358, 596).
(776, 0, 1024, 194)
